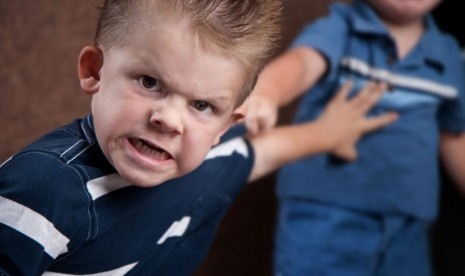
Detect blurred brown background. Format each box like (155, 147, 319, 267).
(1, 1, 463, 275)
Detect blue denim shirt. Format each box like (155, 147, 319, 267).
(0, 115, 253, 275)
(277, 0, 465, 220)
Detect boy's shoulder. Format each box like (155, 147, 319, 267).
(422, 16, 464, 74)
(0, 116, 103, 187)
(20, 118, 88, 156)
(433, 31, 463, 55)
(0, 115, 107, 220)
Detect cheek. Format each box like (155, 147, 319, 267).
(180, 126, 223, 169)
(94, 87, 144, 120)
(192, 121, 228, 145)
(187, 130, 217, 152)
(92, 98, 142, 146)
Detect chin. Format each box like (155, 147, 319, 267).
(118, 171, 170, 188)
(134, 176, 172, 188)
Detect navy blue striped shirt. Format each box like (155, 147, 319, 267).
(0, 115, 254, 275)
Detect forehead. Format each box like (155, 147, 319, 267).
(122, 17, 247, 105)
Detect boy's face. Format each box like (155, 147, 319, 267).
(79, 18, 246, 187)
(367, 0, 441, 24)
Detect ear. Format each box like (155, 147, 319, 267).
(212, 105, 246, 145)
(78, 46, 103, 94)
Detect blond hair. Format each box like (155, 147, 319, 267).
(95, 0, 282, 106)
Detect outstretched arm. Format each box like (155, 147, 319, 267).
(247, 81, 398, 182)
(245, 46, 327, 135)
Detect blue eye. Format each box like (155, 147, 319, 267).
(192, 100, 212, 112)
(140, 75, 161, 91)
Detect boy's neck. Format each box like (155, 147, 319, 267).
(383, 18, 425, 60)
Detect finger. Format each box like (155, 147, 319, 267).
(348, 81, 377, 109)
(357, 82, 387, 113)
(261, 116, 277, 132)
(346, 149, 357, 162)
(333, 80, 353, 102)
(362, 112, 398, 132)
(245, 115, 260, 136)
(334, 147, 358, 162)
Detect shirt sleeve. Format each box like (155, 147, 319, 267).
(0, 152, 90, 275)
(151, 135, 254, 275)
(438, 44, 465, 133)
(290, 3, 350, 77)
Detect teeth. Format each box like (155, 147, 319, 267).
(132, 139, 170, 161)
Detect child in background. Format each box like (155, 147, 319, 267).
(245, 0, 465, 275)
(0, 0, 397, 275)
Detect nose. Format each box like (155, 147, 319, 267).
(149, 105, 183, 135)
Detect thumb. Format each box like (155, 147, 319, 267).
(334, 145, 358, 162)
(344, 147, 358, 162)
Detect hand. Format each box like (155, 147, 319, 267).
(316, 81, 398, 161)
(245, 94, 279, 136)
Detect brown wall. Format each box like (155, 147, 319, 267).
(0, 1, 98, 161)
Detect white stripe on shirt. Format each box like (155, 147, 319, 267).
(86, 173, 133, 200)
(157, 216, 191, 245)
(0, 196, 69, 258)
(205, 138, 248, 160)
(341, 57, 458, 99)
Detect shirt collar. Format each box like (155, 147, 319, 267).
(349, 0, 389, 36)
(418, 14, 446, 65)
(348, 0, 445, 68)
(81, 114, 98, 145)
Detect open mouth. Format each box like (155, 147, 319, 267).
(129, 138, 172, 161)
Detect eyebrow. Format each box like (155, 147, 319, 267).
(127, 52, 237, 108)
